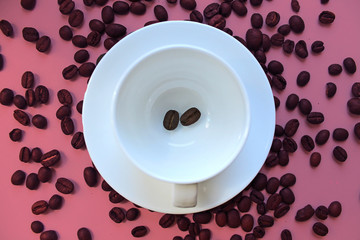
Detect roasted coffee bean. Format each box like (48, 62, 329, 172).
(198, 229, 211, 240)
(131, 226, 148, 237)
(21, 71, 35, 89)
(84, 166, 98, 187)
(89, 19, 105, 34)
(38, 167, 52, 183)
(36, 36, 51, 52)
(109, 190, 125, 203)
(250, 190, 264, 204)
(126, 208, 140, 221)
(19, 146, 31, 163)
(283, 39, 294, 54)
(262, 34, 271, 52)
(227, 209, 241, 228)
(237, 196, 252, 212)
(251, 13, 263, 29)
(0, 19, 14, 37)
(130, 2, 146, 15)
(270, 33, 284, 46)
(62, 64, 78, 79)
(56, 177, 74, 194)
(296, 71, 310, 87)
(72, 35, 88, 48)
(0, 88, 14, 105)
(291, 0, 300, 12)
(333, 146, 347, 162)
(57, 89, 72, 105)
(223, 27, 232, 35)
(26, 173, 40, 190)
(159, 214, 175, 228)
(319, 11, 335, 24)
(203, 3, 219, 19)
(13, 96, 26, 110)
(167, 0, 177, 3)
(180, 0, 197, 10)
(75, 101, 83, 114)
(354, 122, 360, 139)
(343, 57, 356, 74)
(277, 24, 291, 36)
(295, 40, 308, 58)
(311, 40, 324, 53)
(268, 60, 283, 75)
(271, 138, 281, 151)
(284, 119, 299, 137)
(40, 230, 58, 240)
(266, 193, 282, 210)
(68, 9, 84, 27)
(35, 85, 49, 104)
(298, 98, 312, 115)
(230, 234, 242, 240)
(265, 153, 279, 168)
(102, 6, 114, 24)
(173, 237, 183, 240)
(79, 62, 96, 77)
(266, 177, 279, 194)
(301, 135, 314, 152)
(72, 132, 86, 149)
(266, 11, 280, 27)
(274, 203, 290, 218)
(282, 137, 297, 153)
(246, 28, 262, 51)
(95, 0, 108, 6)
(153, 5, 168, 21)
(193, 211, 212, 224)
(190, 10, 203, 22)
(31, 220, 44, 233)
(315, 205, 328, 220)
(14, 110, 30, 126)
(11, 170, 26, 185)
(56, 105, 71, 120)
(274, 96, 280, 108)
(105, 23, 127, 38)
(77, 227, 92, 240)
(177, 216, 191, 231)
(215, 211, 227, 227)
(59, 25, 73, 40)
(307, 112, 324, 124)
(257, 215, 274, 227)
(250, 0, 262, 6)
(254, 50, 266, 64)
(9, 128, 23, 142)
(280, 187, 295, 204)
(348, 98, 360, 115)
(113, 1, 130, 15)
(163, 110, 179, 130)
(280, 173, 296, 187)
(328, 63, 342, 76)
(295, 204, 314, 221)
(352, 82, 360, 97)
(326, 82, 337, 98)
(286, 94, 299, 110)
(32, 114, 47, 129)
(25, 89, 36, 106)
(87, 31, 101, 46)
(313, 222, 328, 236)
(180, 107, 201, 126)
(310, 152, 321, 167)
(256, 202, 267, 215)
(240, 214, 253, 232)
(101, 180, 112, 191)
(289, 15, 305, 33)
(328, 201, 341, 217)
(275, 124, 284, 137)
(251, 173, 267, 191)
(32, 200, 48, 215)
(281, 229, 292, 240)
(103, 38, 118, 50)
(59, 0, 75, 14)
(272, 75, 287, 91)
(315, 129, 330, 145)
(231, 0, 247, 16)
(22, 27, 39, 42)
(333, 128, 348, 141)
(208, 14, 226, 30)
(189, 222, 201, 236)
(278, 150, 289, 166)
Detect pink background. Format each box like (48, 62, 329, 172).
(1, 0, 360, 239)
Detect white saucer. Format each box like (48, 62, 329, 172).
(83, 21, 275, 214)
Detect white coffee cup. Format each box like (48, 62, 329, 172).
(112, 45, 250, 207)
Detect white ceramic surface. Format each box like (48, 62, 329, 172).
(83, 21, 275, 214)
(112, 45, 250, 184)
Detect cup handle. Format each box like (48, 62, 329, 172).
(173, 183, 198, 208)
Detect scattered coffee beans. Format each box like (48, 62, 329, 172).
(328, 64, 342, 76)
(326, 82, 337, 98)
(265, 11, 280, 27)
(295, 204, 314, 221)
(32, 114, 47, 129)
(343, 57, 356, 74)
(26, 173, 40, 190)
(333, 146, 347, 162)
(313, 222, 328, 236)
(55, 177, 74, 194)
(9, 128, 23, 142)
(131, 226, 148, 237)
(31, 220, 44, 233)
(310, 152, 321, 167)
(319, 11, 335, 24)
(49, 194, 63, 210)
(0, 19, 14, 37)
(32, 200, 49, 215)
(83, 166, 98, 187)
(11, 170, 26, 185)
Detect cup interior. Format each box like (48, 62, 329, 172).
(113, 45, 250, 184)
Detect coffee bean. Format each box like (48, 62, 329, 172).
(26, 173, 40, 190)
(231, 0, 247, 16)
(274, 96, 280, 108)
(325, 82, 337, 98)
(56, 89, 72, 106)
(295, 40, 308, 58)
(250, 0, 262, 6)
(131, 226, 148, 237)
(59, 25, 73, 40)
(208, 14, 226, 30)
(296, 71, 310, 87)
(343, 57, 356, 74)
(167, 0, 177, 3)
(177, 216, 191, 231)
(86, 31, 101, 46)
(159, 214, 175, 228)
(59, 0, 75, 14)
(270, 33, 284, 46)
(32, 114, 47, 129)
(193, 211, 212, 224)
(153, 5, 168, 21)
(227, 209, 241, 228)
(246, 28, 263, 51)
(257, 215, 274, 227)
(251, 172, 267, 191)
(130, 2, 146, 15)
(250, 190, 264, 204)
(35, 85, 49, 104)
(25, 89, 36, 106)
(310, 152, 321, 167)
(272, 74, 287, 91)
(278, 150, 289, 166)
(84, 166, 98, 187)
(32, 200, 48, 215)
(68, 9, 84, 27)
(319, 11, 335, 24)
(79, 62, 96, 77)
(265, 153, 279, 168)
(36, 36, 51, 52)
(275, 124, 284, 137)
(0, 19, 14, 37)
(274, 203, 290, 218)
(307, 112, 324, 124)
(48, 194, 63, 210)
(311, 40, 324, 53)
(38, 167, 52, 182)
(56, 105, 71, 120)
(180, 107, 201, 126)
(56, 177, 74, 194)
(102, 6, 114, 24)
(109, 190, 125, 203)
(289, 15, 304, 33)
(286, 94, 299, 110)
(315, 129, 330, 145)
(351, 82, 360, 97)
(254, 50, 266, 64)
(301, 135, 315, 152)
(315, 205, 328, 220)
(215, 211, 227, 227)
(237, 196, 252, 212)
(11, 170, 26, 185)
(298, 98, 312, 115)
(282, 137, 297, 153)
(256, 202, 267, 215)
(40, 230, 58, 240)
(21, 71, 35, 89)
(88, 20, 105, 35)
(277, 24, 291, 36)
(291, 0, 300, 12)
(198, 229, 211, 240)
(284, 119, 299, 137)
(0, 88, 14, 105)
(230, 234, 242, 240)
(328, 63, 342, 76)
(113, 1, 129, 15)
(13, 96, 26, 111)
(31, 220, 44, 233)
(203, 3, 219, 19)
(354, 122, 360, 139)
(62, 64, 78, 79)
(348, 97, 360, 115)
(313, 222, 328, 236)
(190, 10, 203, 22)
(332, 128, 348, 141)
(77, 227, 92, 240)
(333, 146, 347, 162)
(104, 37, 118, 50)
(22, 27, 39, 42)
(72, 35, 88, 48)
(9, 128, 23, 142)
(251, 13, 263, 29)
(21, 0, 36, 10)
(280, 187, 295, 204)
(13, 110, 30, 126)
(126, 208, 140, 221)
(266, 193, 282, 210)
(180, 0, 197, 10)
(239, 214, 253, 232)
(173, 237, 183, 240)
(19, 146, 31, 163)
(189, 222, 201, 236)
(95, 0, 108, 6)
(266, 177, 279, 194)
(283, 39, 294, 54)
(31, 147, 43, 162)
(71, 132, 86, 149)
(280, 173, 296, 187)
(266, 11, 280, 27)
(268, 60, 283, 75)
(295, 204, 314, 221)
(281, 229, 292, 240)
(328, 201, 341, 217)
(262, 34, 271, 52)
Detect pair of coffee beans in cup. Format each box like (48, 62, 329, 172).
(163, 107, 201, 130)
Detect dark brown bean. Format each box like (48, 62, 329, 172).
(109, 207, 125, 223)
(59, 25, 73, 41)
(283, 39, 294, 54)
(87, 31, 101, 46)
(250, 0, 262, 6)
(298, 98, 312, 115)
(72, 35, 88, 48)
(208, 14, 226, 30)
(332, 128, 348, 141)
(307, 112, 324, 124)
(289, 15, 305, 33)
(351, 82, 360, 97)
(319, 11, 335, 24)
(76, 100, 83, 114)
(246, 28, 262, 51)
(163, 110, 179, 130)
(26, 173, 40, 190)
(177, 216, 191, 231)
(40, 230, 58, 240)
(25, 89, 36, 106)
(89, 19, 105, 34)
(62, 64, 78, 80)
(343, 57, 356, 74)
(310, 152, 321, 167)
(32, 114, 47, 129)
(227, 209, 241, 228)
(232, 0, 247, 16)
(278, 150, 289, 166)
(11, 170, 26, 185)
(257, 215, 274, 227)
(274, 96, 280, 108)
(32, 200, 48, 215)
(193, 211, 212, 224)
(268, 60, 283, 75)
(291, 0, 300, 12)
(198, 229, 211, 240)
(0, 88, 14, 105)
(240, 214, 253, 232)
(328, 201, 342, 217)
(94, 0, 108, 6)
(35, 85, 49, 104)
(180, 107, 201, 126)
(159, 214, 176, 228)
(19, 146, 31, 163)
(266, 177, 279, 194)
(189, 222, 201, 236)
(277, 24, 291, 36)
(113, 1, 130, 15)
(0, 19, 14, 37)
(12, 96, 26, 110)
(31, 220, 44, 233)
(56, 105, 71, 120)
(230, 234, 242, 240)
(295, 204, 314, 221)
(282, 137, 297, 153)
(333, 146, 347, 162)
(126, 208, 140, 221)
(59, 0, 75, 14)
(284, 119, 299, 137)
(79, 62, 96, 77)
(109, 190, 125, 203)
(36, 36, 51, 52)
(215, 211, 227, 227)
(315, 129, 330, 145)
(154, 5, 168, 21)
(347, 98, 360, 115)
(313, 222, 328, 236)
(68, 9, 84, 27)
(22, 27, 39, 42)
(9, 128, 23, 142)
(251, 172, 267, 191)
(203, 3, 219, 19)
(38, 167, 52, 183)
(180, 0, 196, 10)
(265, 153, 279, 168)
(311, 40, 325, 53)
(131, 226, 148, 237)
(272, 75, 287, 91)
(190, 10, 203, 22)
(315, 205, 328, 220)
(102, 6, 114, 24)
(270, 33, 284, 46)
(328, 63, 342, 76)
(275, 124, 284, 137)
(83, 166, 98, 187)
(262, 34, 271, 52)
(280, 173, 296, 187)
(296, 71, 310, 87)
(250, 190, 264, 204)
(57, 89, 72, 105)
(354, 122, 360, 140)
(21, 71, 35, 89)
(326, 82, 337, 98)
(251, 13, 263, 29)
(237, 196, 252, 212)
(280, 187, 295, 204)
(256, 202, 267, 215)
(71, 132, 86, 149)
(295, 40, 308, 58)
(266, 193, 282, 210)
(29, 147, 42, 163)
(274, 203, 290, 218)
(55, 177, 74, 194)
(286, 94, 299, 110)
(14, 110, 30, 126)
(281, 229, 292, 240)
(301, 135, 315, 152)
(266, 11, 280, 27)
(130, 2, 146, 15)
(77, 227, 92, 240)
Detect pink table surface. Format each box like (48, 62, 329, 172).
(1, 0, 360, 239)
